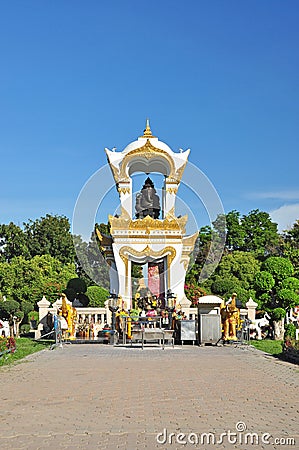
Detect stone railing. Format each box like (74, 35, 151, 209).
(37, 295, 258, 338)
(36, 296, 108, 339)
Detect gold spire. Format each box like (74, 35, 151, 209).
(140, 118, 156, 138)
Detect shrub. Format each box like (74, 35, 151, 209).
(28, 311, 39, 321)
(272, 308, 286, 321)
(20, 324, 31, 335)
(284, 323, 297, 340)
(67, 278, 87, 293)
(86, 285, 109, 307)
(281, 277, 299, 291)
(254, 271, 275, 292)
(262, 257, 294, 282)
(276, 289, 299, 308)
(184, 283, 206, 306)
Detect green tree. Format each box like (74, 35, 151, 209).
(193, 224, 226, 283)
(215, 251, 260, 289)
(240, 209, 279, 256)
(0, 297, 24, 337)
(282, 220, 299, 276)
(284, 219, 299, 245)
(281, 277, 299, 291)
(255, 257, 297, 310)
(254, 272, 275, 292)
(211, 209, 279, 256)
(0, 255, 76, 306)
(24, 214, 75, 264)
(86, 285, 109, 307)
(74, 229, 110, 289)
(225, 210, 245, 251)
(276, 289, 299, 309)
(261, 257, 294, 282)
(190, 226, 213, 278)
(207, 251, 260, 305)
(0, 223, 30, 262)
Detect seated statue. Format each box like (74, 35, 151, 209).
(135, 177, 161, 219)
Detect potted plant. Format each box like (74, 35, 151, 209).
(29, 311, 39, 330)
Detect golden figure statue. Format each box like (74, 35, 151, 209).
(61, 294, 77, 339)
(221, 293, 240, 341)
(70, 307, 77, 339)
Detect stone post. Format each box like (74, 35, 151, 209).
(104, 299, 112, 325)
(37, 296, 50, 323)
(246, 297, 258, 323)
(36, 296, 51, 339)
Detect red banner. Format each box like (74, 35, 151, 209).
(148, 264, 160, 296)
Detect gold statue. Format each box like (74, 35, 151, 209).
(70, 307, 77, 339)
(221, 293, 240, 341)
(61, 294, 77, 340)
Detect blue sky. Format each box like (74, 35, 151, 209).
(1, 0, 298, 233)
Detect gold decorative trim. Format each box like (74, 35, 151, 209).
(139, 119, 156, 139)
(112, 234, 183, 240)
(166, 187, 178, 194)
(109, 214, 187, 235)
(182, 232, 199, 248)
(96, 228, 102, 242)
(165, 207, 175, 219)
(119, 245, 176, 296)
(119, 245, 176, 266)
(109, 163, 121, 183)
(181, 258, 190, 271)
(119, 140, 176, 179)
(169, 160, 187, 184)
(95, 228, 113, 248)
(120, 207, 130, 219)
(117, 186, 130, 195)
(108, 142, 188, 184)
(180, 232, 199, 271)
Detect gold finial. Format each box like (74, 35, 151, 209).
(140, 118, 156, 138)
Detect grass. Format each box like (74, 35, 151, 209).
(0, 337, 52, 367)
(249, 339, 283, 355)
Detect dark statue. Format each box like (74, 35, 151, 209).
(135, 177, 161, 219)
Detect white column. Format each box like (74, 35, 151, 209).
(246, 298, 258, 322)
(37, 296, 51, 323)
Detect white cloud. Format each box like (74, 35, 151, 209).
(249, 191, 299, 200)
(269, 203, 299, 232)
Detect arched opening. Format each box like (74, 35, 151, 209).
(128, 158, 171, 177)
(131, 257, 167, 309)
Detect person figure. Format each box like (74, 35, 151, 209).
(93, 319, 102, 338)
(53, 310, 63, 347)
(59, 310, 68, 339)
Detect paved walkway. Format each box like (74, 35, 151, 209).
(0, 343, 298, 449)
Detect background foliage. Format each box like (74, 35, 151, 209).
(0, 212, 299, 335)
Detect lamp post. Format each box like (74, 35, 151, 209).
(108, 292, 119, 345)
(166, 289, 176, 330)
